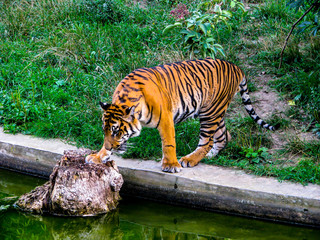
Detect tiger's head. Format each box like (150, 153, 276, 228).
(99, 102, 142, 154)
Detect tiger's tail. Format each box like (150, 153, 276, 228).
(239, 77, 277, 131)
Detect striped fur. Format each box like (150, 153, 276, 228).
(85, 58, 276, 173)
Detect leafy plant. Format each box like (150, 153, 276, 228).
(312, 123, 320, 138)
(163, 1, 244, 58)
(240, 147, 270, 164)
(288, 0, 320, 14)
(312, 111, 320, 138)
(298, 14, 320, 35)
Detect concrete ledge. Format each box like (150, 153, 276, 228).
(0, 127, 319, 227)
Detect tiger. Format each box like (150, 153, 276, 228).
(85, 58, 276, 173)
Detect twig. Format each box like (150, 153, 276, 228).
(278, 4, 315, 69)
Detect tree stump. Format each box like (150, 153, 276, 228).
(15, 149, 123, 216)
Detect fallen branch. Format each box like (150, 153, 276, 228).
(278, 4, 315, 69)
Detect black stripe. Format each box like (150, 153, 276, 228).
(156, 109, 162, 128)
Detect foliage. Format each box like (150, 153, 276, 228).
(287, 0, 320, 35)
(206, 156, 320, 185)
(297, 14, 320, 35)
(240, 147, 270, 164)
(288, 0, 320, 13)
(256, 0, 291, 21)
(312, 123, 320, 138)
(313, 111, 320, 138)
(272, 159, 320, 185)
(271, 69, 320, 132)
(205, 138, 320, 185)
(163, 0, 245, 58)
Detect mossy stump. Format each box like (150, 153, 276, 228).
(15, 149, 123, 216)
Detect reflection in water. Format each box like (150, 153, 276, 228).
(119, 198, 320, 240)
(0, 168, 320, 240)
(0, 208, 228, 240)
(44, 211, 123, 240)
(1, 209, 121, 240)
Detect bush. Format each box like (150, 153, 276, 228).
(79, 0, 127, 24)
(163, 1, 245, 58)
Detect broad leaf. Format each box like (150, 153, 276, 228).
(163, 22, 182, 35)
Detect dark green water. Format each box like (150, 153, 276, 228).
(0, 168, 319, 240)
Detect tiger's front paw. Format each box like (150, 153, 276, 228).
(179, 156, 199, 168)
(85, 154, 102, 164)
(161, 158, 182, 173)
(85, 154, 110, 164)
(85, 149, 112, 164)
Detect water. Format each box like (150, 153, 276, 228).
(0, 168, 319, 240)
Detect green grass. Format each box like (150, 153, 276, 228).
(0, 0, 319, 184)
(204, 138, 320, 185)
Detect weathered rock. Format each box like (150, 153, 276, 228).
(15, 149, 123, 216)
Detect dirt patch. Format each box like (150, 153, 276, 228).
(227, 72, 317, 163)
(253, 74, 317, 149)
(250, 86, 286, 119)
(228, 73, 287, 119)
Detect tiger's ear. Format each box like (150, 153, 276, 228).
(100, 102, 111, 111)
(122, 106, 136, 122)
(125, 106, 135, 116)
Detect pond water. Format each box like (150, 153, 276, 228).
(0, 168, 319, 240)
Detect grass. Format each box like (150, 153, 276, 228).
(122, 119, 200, 160)
(0, 0, 319, 184)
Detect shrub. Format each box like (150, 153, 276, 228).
(163, 0, 245, 58)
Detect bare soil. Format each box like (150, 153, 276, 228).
(228, 72, 318, 165)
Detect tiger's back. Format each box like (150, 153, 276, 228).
(113, 58, 244, 126)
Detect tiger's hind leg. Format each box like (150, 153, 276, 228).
(206, 118, 231, 158)
(179, 116, 223, 168)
